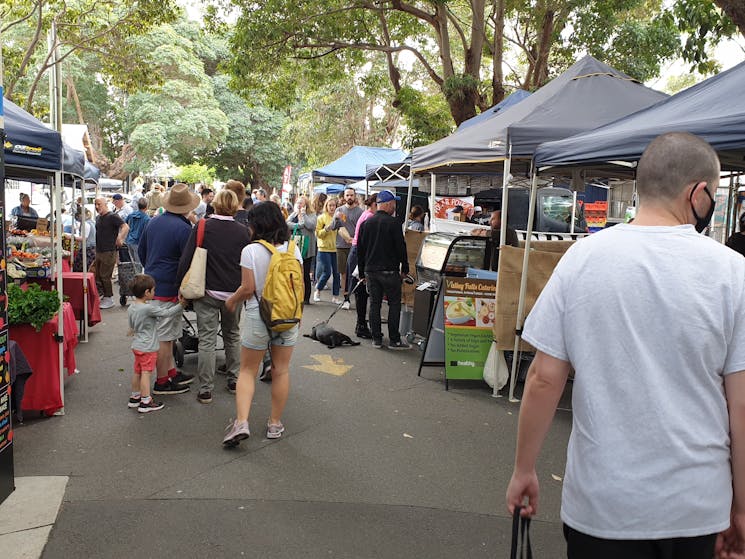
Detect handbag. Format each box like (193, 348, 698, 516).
(180, 219, 207, 299)
(292, 224, 308, 259)
(509, 506, 533, 559)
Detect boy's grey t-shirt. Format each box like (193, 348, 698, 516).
(128, 301, 183, 352)
(523, 223, 745, 540)
(334, 205, 363, 249)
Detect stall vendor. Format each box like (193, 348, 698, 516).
(473, 209, 519, 271)
(11, 193, 39, 219)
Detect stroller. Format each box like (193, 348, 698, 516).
(117, 246, 142, 306)
(172, 307, 224, 368)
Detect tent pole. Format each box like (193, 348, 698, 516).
(430, 173, 436, 232)
(81, 185, 89, 343)
(54, 170, 66, 415)
(508, 171, 538, 402)
(493, 150, 511, 398)
(570, 191, 577, 234)
(404, 171, 414, 234)
(500, 149, 512, 248)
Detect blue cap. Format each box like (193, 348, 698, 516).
(112, 193, 123, 200)
(376, 189, 400, 203)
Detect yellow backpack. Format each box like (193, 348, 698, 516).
(257, 240, 304, 332)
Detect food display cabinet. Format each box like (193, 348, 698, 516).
(415, 232, 490, 284)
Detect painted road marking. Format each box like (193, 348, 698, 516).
(302, 354, 353, 376)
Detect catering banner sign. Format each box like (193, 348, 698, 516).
(434, 196, 474, 221)
(443, 276, 496, 380)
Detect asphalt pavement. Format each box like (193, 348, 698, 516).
(8, 293, 573, 558)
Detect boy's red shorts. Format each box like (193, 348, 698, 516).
(133, 350, 158, 374)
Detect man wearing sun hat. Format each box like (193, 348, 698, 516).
(138, 183, 200, 394)
(357, 189, 410, 350)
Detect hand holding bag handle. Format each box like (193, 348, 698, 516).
(180, 219, 207, 300)
(510, 506, 533, 559)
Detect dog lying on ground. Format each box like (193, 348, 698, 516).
(304, 321, 361, 349)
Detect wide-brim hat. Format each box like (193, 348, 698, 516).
(162, 183, 200, 214)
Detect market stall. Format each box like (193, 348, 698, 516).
(502, 59, 745, 402)
(4, 98, 74, 414)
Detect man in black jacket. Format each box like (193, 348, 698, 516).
(357, 190, 410, 350)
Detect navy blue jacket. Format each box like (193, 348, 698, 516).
(138, 212, 192, 298)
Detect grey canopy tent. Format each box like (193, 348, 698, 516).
(411, 55, 668, 175)
(534, 59, 745, 173)
(456, 90, 531, 131)
(411, 56, 668, 239)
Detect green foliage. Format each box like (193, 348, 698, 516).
(672, 0, 736, 74)
(8, 283, 61, 332)
(201, 75, 290, 188)
(395, 86, 453, 150)
(121, 23, 230, 168)
(176, 164, 216, 185)
(664, 73, 699, 94)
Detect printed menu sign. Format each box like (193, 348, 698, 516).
(443, 276, 496, 380)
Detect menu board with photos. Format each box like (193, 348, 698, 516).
(443, 276, 496, 381)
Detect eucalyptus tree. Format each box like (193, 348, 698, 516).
(225, 0, 689, 127)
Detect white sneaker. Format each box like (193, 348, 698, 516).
(332, 297, 342, 305)
(341, 300, 351, 310)
(313, 290, 321, 303)
(99, 296, 115, 309)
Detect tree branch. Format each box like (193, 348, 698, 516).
(295, 40, 443, 86)
(6, 0, 45, 99)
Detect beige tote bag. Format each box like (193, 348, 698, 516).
(180, 219, 207, 299)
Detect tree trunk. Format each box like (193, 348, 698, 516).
(447, 87, 481, 126)
(714, 0, 745, 34)
(491, 0, 506, 106)
(531, 9, 555, 88)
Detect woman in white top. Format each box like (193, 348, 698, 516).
(223, 202, 303, 446)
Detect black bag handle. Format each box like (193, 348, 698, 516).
(509, 506, 533, 559)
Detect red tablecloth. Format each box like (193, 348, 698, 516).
(12, 302, 79, 414)
(62, 272, 101, 326)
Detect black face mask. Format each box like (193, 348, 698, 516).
(690, 184, 715, 233)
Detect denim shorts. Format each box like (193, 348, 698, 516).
(241, 306, 299, 350)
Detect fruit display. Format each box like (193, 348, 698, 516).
(10, 250, 41, 260)
(9, 228, 28, 237)
(29, 228, 50, 237)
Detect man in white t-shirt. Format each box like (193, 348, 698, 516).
(506, 132, 745, 558)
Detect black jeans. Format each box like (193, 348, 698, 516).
(366, 270, 402, 343)
(346, 247, 368, 327)
(302, 257, 313, 303)
(563, 524, 717, 559)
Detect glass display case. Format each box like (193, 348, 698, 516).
(415, 233, 489, 284)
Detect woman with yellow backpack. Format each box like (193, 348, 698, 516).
(223, 202, 303, 446)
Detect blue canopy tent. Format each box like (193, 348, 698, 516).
(456, 90, 531, 131)
(313, 146, 408, 185)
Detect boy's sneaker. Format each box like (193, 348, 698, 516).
(127, 396, 141, 408)
(172, 372, 194, 385)
(223, 419, 250, 447)
(372, 338, 383, 349)
(99, 296, 115, 309)
(388, 340, 411, 350)
(313, 290, 321, 302)
(138, 399, 165, 413)
(266, 421, 285, 439)
(197, 391, 212, 404)
(152, 379, 189, 395)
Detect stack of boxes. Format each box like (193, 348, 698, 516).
(584, 201, 608, 233)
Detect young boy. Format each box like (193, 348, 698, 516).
(127, 274, 186, 413)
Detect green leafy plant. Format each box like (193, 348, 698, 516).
(8, 283, 61, 332)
